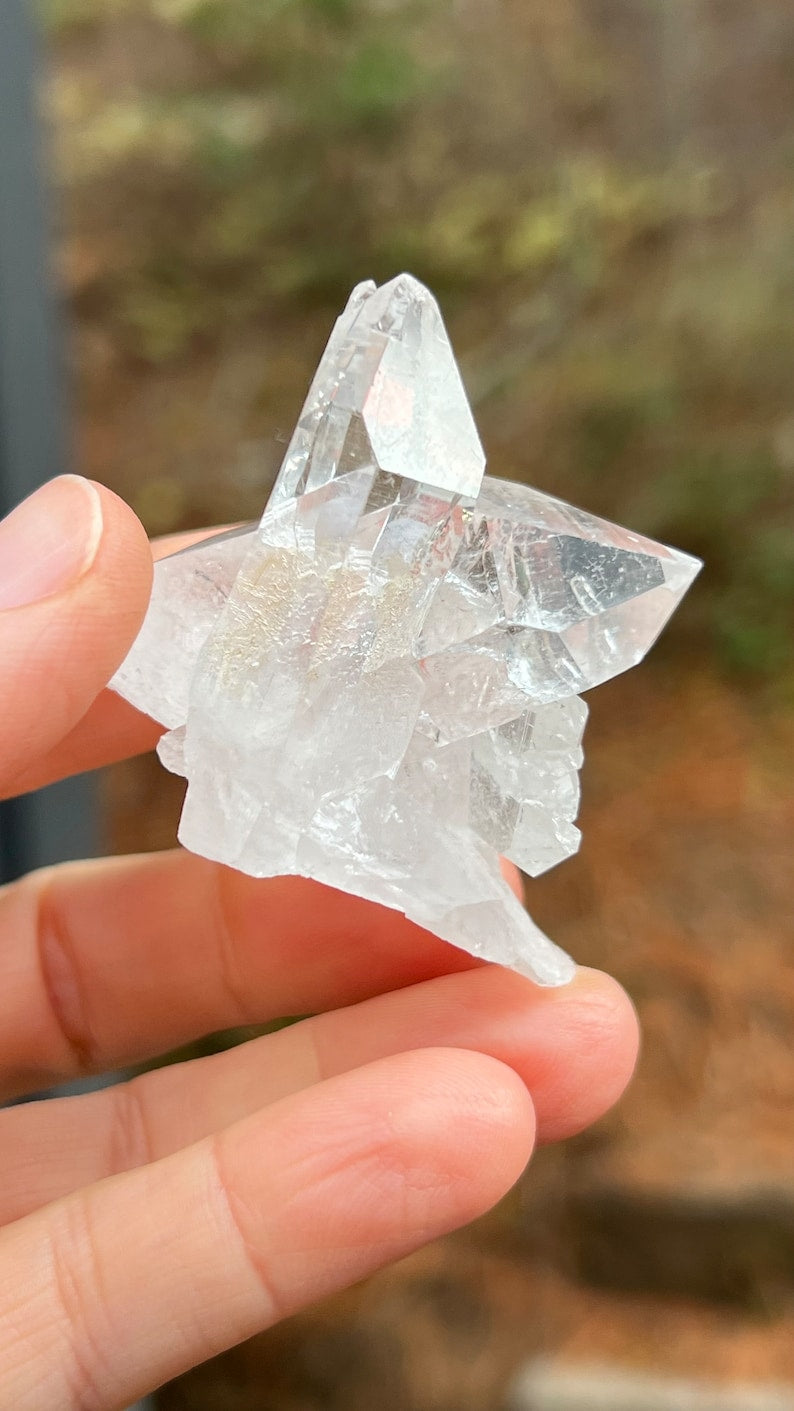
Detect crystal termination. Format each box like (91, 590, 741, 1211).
(113, 275, 701, 984)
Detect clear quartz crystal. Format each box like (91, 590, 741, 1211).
(112, 274, 701, 984)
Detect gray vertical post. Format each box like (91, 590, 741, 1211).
(0, 26, 157, 1411)
(0, 0, 98, 883)
(0, 14, 151, 1407)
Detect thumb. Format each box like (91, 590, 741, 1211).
(0, 476, 152, 797)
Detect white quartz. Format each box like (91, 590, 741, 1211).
(112, 274, 700, 984)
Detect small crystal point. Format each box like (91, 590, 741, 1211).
(418, 479, 702, 723)
(273, 271, 485, 506)
(112, 275, 701, 985)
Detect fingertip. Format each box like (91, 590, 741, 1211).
(372, 964, 639, 1147)
(228, 1046, 536, 1309)
(358, 1046, 537, 1230)
(532, 966, 640, 1142)
(571, 967, 641, 1080)
(404, 1047, 537, 1208)
(88, 481, 153, 629)
(0, 479, 154, 794)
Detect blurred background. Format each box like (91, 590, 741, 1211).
(12, 0, 794, 1404)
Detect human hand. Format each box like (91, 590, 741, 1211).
(0, 476, 639, 1411)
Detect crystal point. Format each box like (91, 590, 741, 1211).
(112, 275, 701, 984)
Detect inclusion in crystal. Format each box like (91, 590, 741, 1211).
(112, 273, 701, 985)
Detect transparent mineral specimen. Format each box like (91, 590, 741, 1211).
(112, 274, 701, 984)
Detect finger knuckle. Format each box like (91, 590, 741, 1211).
(46, 1193, 114, 1411)
(209, 1133, 285, 1324)
(34, 870, 96, 1075)
(107, 1078, 154, 1176)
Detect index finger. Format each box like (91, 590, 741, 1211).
(4, 525, 234, 799)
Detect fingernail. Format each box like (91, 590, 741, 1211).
(0, 476, 103, 611)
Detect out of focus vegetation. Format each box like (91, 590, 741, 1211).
(45, 0, 794, 677)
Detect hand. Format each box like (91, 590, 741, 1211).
(0, 476, 639, 1411)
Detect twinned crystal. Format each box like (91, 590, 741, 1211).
(113, 275, 701, 984)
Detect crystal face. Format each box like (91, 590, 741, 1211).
(112, 274, 701, 984)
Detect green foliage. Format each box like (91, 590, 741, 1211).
(305, 0, 356, 22)
(715, 522, 794, 677)
(42, 0, 129, 31)
(334, 40, 425, 126)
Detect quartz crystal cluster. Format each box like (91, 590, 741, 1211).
(112, 275, 701, 984)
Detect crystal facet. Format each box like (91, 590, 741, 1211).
(112, 274, 701, 984)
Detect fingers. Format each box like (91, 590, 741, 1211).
(0, 478, 153, 799)
(0, 852, 488, 1098)
(1, 1049, 534, 1411)
(0, 965, 638, 1223)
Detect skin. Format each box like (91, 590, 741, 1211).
(0, 478, 639, 1411)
